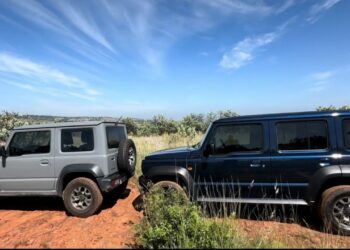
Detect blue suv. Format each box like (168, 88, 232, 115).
(140, 111, 350, 235)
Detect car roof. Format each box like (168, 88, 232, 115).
(214, 110, 350, 123)
(14, 121, 124, 130)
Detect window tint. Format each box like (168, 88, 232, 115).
(343, 119, 350, 150)
(106, 126, 126, 148)
(61, 128, 94, 152)
(277, 121, 328, 151)
(9, 131, 50, 156)
(209, 124, 263, 155)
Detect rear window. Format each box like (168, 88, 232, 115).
(343, 119, 350, 150)
(106, 126, 126, 148)
(61, 128, 94, 152)
(277, 120, 328, 151)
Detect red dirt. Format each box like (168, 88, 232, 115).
(0, 181, 142, 248)
(1, 182, 350, 248)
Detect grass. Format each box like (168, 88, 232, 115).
(130, 133, 202, 177)
(131, 133, 350, 248)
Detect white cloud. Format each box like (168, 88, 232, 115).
(0, 53, 100, 100)
(309, 71, 333, 81)
(308, 69, 338, 92)
(219, 19, 294, 70)
(307, 0, 342, 23)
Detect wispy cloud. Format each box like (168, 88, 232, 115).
(0, 0, 298, 73)
(307, 0, 342, 24)
(308, 69, 337, 92)
(0, 52, 100, 100)
(220, 19, 294, 70)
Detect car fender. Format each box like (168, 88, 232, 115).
(56, 164, 104, 195)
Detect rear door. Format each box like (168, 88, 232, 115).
(336, 117, 350, 176)
(0, 129, 55, 192)
(269, 118, 338, 202)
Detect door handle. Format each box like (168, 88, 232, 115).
(40, 160, 49, 166)
(250, 163, 266, 168)
(319, 162, 331, 167)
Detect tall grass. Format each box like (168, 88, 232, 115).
(136, 185, 282, 249)
(130, 133, 202, 177)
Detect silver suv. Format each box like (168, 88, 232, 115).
(0, 121, 136, 217)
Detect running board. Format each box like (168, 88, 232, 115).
(197, 197, 308, 205)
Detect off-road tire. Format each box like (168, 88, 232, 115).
(320, 185, 350, 236)
(117, 139, 136, 177)
(63, 177, 103, 218)
(151, 181, 189, 204)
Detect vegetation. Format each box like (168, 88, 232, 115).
(316, 105, 350, 111)
(136, 185, 280, 249)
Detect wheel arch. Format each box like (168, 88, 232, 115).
(57, 164, 104, 196)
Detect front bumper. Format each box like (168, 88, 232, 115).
(97, 172, 128, 192)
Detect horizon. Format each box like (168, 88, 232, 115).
(1, 0, 349, 119)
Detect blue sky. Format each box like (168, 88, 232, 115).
(0, 0, 349, 119)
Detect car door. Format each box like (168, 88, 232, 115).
(269, 118, 338, 202)
(336, 117, 350, 177)
(0, 129, 55, 192)
(195, 121, 271, 201)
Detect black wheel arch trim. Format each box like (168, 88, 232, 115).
(307, 165, 342, 204)
(56, 164, 104, 196)
(143, 165, 194, 196)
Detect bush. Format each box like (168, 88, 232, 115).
(0, 111, 29, 142)
(135, 186, 279, 249)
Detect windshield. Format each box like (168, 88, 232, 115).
(193, 123, 212, 149)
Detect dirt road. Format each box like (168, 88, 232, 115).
(0, 181, 142, 248)
(1, 181, 350, 248)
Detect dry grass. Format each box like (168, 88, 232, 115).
(130, 133, 203, 177)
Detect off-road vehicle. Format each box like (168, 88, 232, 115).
(0, 121, 136, 217)
(140, 111, 350, 235)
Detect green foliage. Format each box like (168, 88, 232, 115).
(0, 111, 30, 142)
(316, 105, 350, 111)
(136, 186, 279, 249)
(121, 117, 139, 135)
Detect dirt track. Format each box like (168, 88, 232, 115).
(0, 181, 142, 248)
(1, 181, 350, 248)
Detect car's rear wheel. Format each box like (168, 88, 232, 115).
(320, 185, 350, 236)
(63, 177, 103, 218)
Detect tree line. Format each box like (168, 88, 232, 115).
(1, 106, 349, 142)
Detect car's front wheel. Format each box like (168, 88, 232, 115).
(320, 185, 350, 236)
(63, 177, 103, 218)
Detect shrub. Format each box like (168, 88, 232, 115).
(135, 186, 279, 249)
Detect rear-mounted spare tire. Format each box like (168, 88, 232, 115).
(117, 139, 136, 177)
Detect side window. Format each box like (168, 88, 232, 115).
(9, 131, 50, 156)
(343, 119, 350, 150)
(61, 128, 94, 152)
(277, 121, 328, 151)
(106, 126, 126, 148)
(209, 124, 263, 155)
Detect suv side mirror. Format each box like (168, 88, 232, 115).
(203, 143, 215, 157)
(1, 146, 7, 167)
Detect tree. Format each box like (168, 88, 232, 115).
(316, 105, 350, 111)
(0, 111, 29, 142)
(121, 117, 139, 135)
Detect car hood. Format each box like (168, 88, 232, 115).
(144, 146, 194, 160)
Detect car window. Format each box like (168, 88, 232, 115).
(277, 121, 328, 151)
(9, 131, 50, 156)
(209, 124, 263, 155)
(343, 119, 350, 150)
(61, 128, 94, 152)
(106, 126, 126, 148)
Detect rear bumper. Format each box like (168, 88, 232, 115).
(97, 172, 128, 192)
